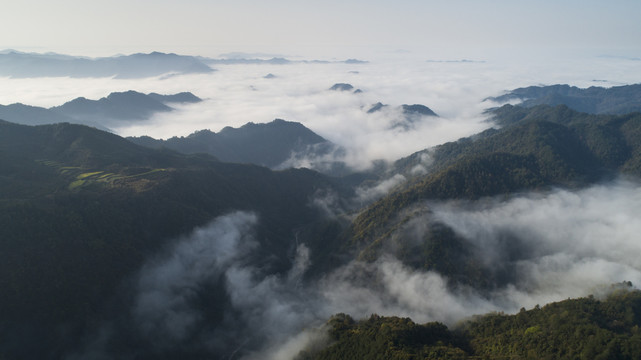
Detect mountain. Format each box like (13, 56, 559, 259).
(0, 91, 201, 130)
(488, 83, 641, 115)
(401, 104, 438, 117)
(0, 120, 348, 359)
(0, 103, 77, 126)
(329, 83, 355, 91)
(348, 104, 641, 288)
(147, 91, 203, 103)
(364, 102, 439, 130)
(300, 286, 641, 360)
(129, 118, 339, 169)
(200, 55, 368, 65)
(366, 103, 438, 117)
(366, 102, 387, 113)
(52, 90, 173, 121)
(0, 50, 214, 78)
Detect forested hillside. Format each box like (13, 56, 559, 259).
(0, 120, 348, 359)
(348, 105, 641, 289)
(488, 83, 641, 115)
(300, 286, 641, 360)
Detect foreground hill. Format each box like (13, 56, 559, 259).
(129, 119, 340, 169)
(0, 50, 214, 78)
(300, 286, 641, 359)
(488, 83, 641, 115)
(0, 120, 347, 359)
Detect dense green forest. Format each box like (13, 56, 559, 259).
(488, 84, 641, 115)
(347, 105, 641, 286)
(300, 286, 641, 360)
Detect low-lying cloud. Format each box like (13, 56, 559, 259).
(429, 178, 641, 309)
(252, 180, 641, 357)
(67, 179, 641, 359)
(134, 211, 258, 345)
(5, 54, 641, 172)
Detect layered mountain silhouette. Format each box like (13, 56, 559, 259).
(0, 50, 214, 78)
(488, 83, 641, 115)
(0, 90, 201, 130)
(129, 118, 339, 169)
(201, 55, 368, 65)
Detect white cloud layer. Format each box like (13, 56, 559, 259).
(119, 179, 641, 358)
(2, 54, 641, 170)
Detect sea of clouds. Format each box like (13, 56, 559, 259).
(2, 52, 640, 171)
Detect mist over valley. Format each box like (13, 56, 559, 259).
(2, 45, 641, 359)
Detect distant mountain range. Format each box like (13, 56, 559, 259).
(488, 83, 641, 115)
(0, 50, 214, 78)
(0, 49, 366, 79)
(201, 57, 368, 65)
(129, 118, 339, 169)
(0, 90, 201, 130)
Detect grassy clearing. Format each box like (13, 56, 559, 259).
(36, 160, 168, 190)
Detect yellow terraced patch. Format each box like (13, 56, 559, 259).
(77, 171, 104, 179)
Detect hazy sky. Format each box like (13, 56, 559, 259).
(2, 0, 640, 58)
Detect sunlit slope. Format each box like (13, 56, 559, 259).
(301, 287, 641, 360)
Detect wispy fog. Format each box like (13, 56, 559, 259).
(430, 178, 641, 309)
(68, 179, 640, 359)
(260, 180, 641, 358)
(2, 53, 641, 170)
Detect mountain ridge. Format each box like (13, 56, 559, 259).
(0, 50, 214, 78)
(0, 90, 201, 130)
(488, 83, 641, 115)
(129, 118, 340, 169)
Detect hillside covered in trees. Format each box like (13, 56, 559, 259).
(300, 286, 641, 360)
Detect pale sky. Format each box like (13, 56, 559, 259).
(2, 0, 640, 59)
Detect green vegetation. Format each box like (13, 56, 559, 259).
(464, 285, 641, 360)
(128, 118, 335, 169)
(488, 83, 641, 115)
(298, 314, 468, 360)
(302, 287, 641, 360)
(0, 120, 349, 359)
(348, 105, 641, 279)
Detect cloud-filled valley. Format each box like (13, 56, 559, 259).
(4, 50, 641, 359)
(3, 53, 641, 171)
(70, 179, 641, 359)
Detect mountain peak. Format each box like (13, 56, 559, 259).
(329, 83, 354, 91)
(401, 104, 438, 117)
(130, 119, 334, 169)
